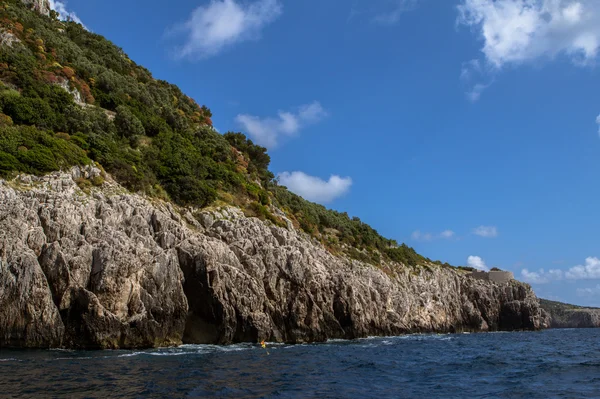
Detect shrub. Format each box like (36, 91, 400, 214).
(0, 113, 13, 126)
(76, 177, 92, 192)
(0, 125, 89, 175)
(91, 175, 104, 186)
(114, 105, 145, 138)
(245, 201, 285, 227)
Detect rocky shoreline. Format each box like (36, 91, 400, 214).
(539, 299, 600, 329)
(0, 168, 547, 349)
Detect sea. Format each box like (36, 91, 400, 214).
(1, 328, 599, 398)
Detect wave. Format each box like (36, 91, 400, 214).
(106, 343, 259, 359)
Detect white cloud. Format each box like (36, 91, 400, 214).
(48, 0, 85, 27)
(412, 230, 433, 241)
(468, 255, 489, 271)
(521, 268, 548, 284)
(548, 269, 565, 280)
(172, 0, 282, 59)
(577, 284, 600, 297)
(596, 113, 600, 136)
(566, 257, 600, 280)
(457, 0, 600, 68)
(457, 0, 600, 100)
(472, 225, 498, 238)
(277, 172, 352, 204)
(236, 101, 327, 148)
(521, 268, 564, 284)
(411, 230, 455, 241)
(440, 230, 456, 239)
(520, 259, 600, 284)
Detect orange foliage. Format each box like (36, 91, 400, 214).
(61, 66, 75, 79)
(40, 71, 61, 84)
(231, 147, 249, 169)
(74, 78, 95, 104)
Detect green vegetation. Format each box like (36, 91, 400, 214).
(539, 299, 599, 312)
(0, 124, 89, 174)
(0, 0, 458, 269)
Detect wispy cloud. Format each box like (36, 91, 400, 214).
(277, 172, 352, 204)
(347, 0, 419, 25)
(457, 0, 600, 100)
(372, 0, 419, 25)
(236, 101, 327, 148)
(472, 225, 498, 238)
(577, 284, 600, 297)
(440, 230, 456, 239)
(467, 255, 489, 271)
(48, 0, 86, 28)
(170, 0, 282, 59)
(411, 231, 433, 241)
(347, 0, 361, 23)
(596, 113, 600, 137)
(460, 59, 493, 101)
(412, 229, 456, 241)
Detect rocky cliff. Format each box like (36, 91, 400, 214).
(20, 0, 50, 16)
(0, 168, 546, 349)
(540, 299, 600, 329)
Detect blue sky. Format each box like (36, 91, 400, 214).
(53, 0, 600, 306)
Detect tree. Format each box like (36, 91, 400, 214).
(114, 105, 144, 138)
(223, 132, 272, 178)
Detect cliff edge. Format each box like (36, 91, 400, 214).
(540, 299, 600, 329)
(0, 168, 546, 349)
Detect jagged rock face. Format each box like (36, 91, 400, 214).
(21, 0, 51, 16)
(179, 210, 544, 344)
(0, 29, 20, 47)
(0, 169, 187, 348)
(546, 309, 600, 329)
(0, 169, 545, 349)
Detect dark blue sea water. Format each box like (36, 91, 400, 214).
(1, 329, 600, 398)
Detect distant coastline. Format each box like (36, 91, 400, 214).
(539, 299, 600, 329)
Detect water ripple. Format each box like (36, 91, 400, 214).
(1, 329, 600, 398)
